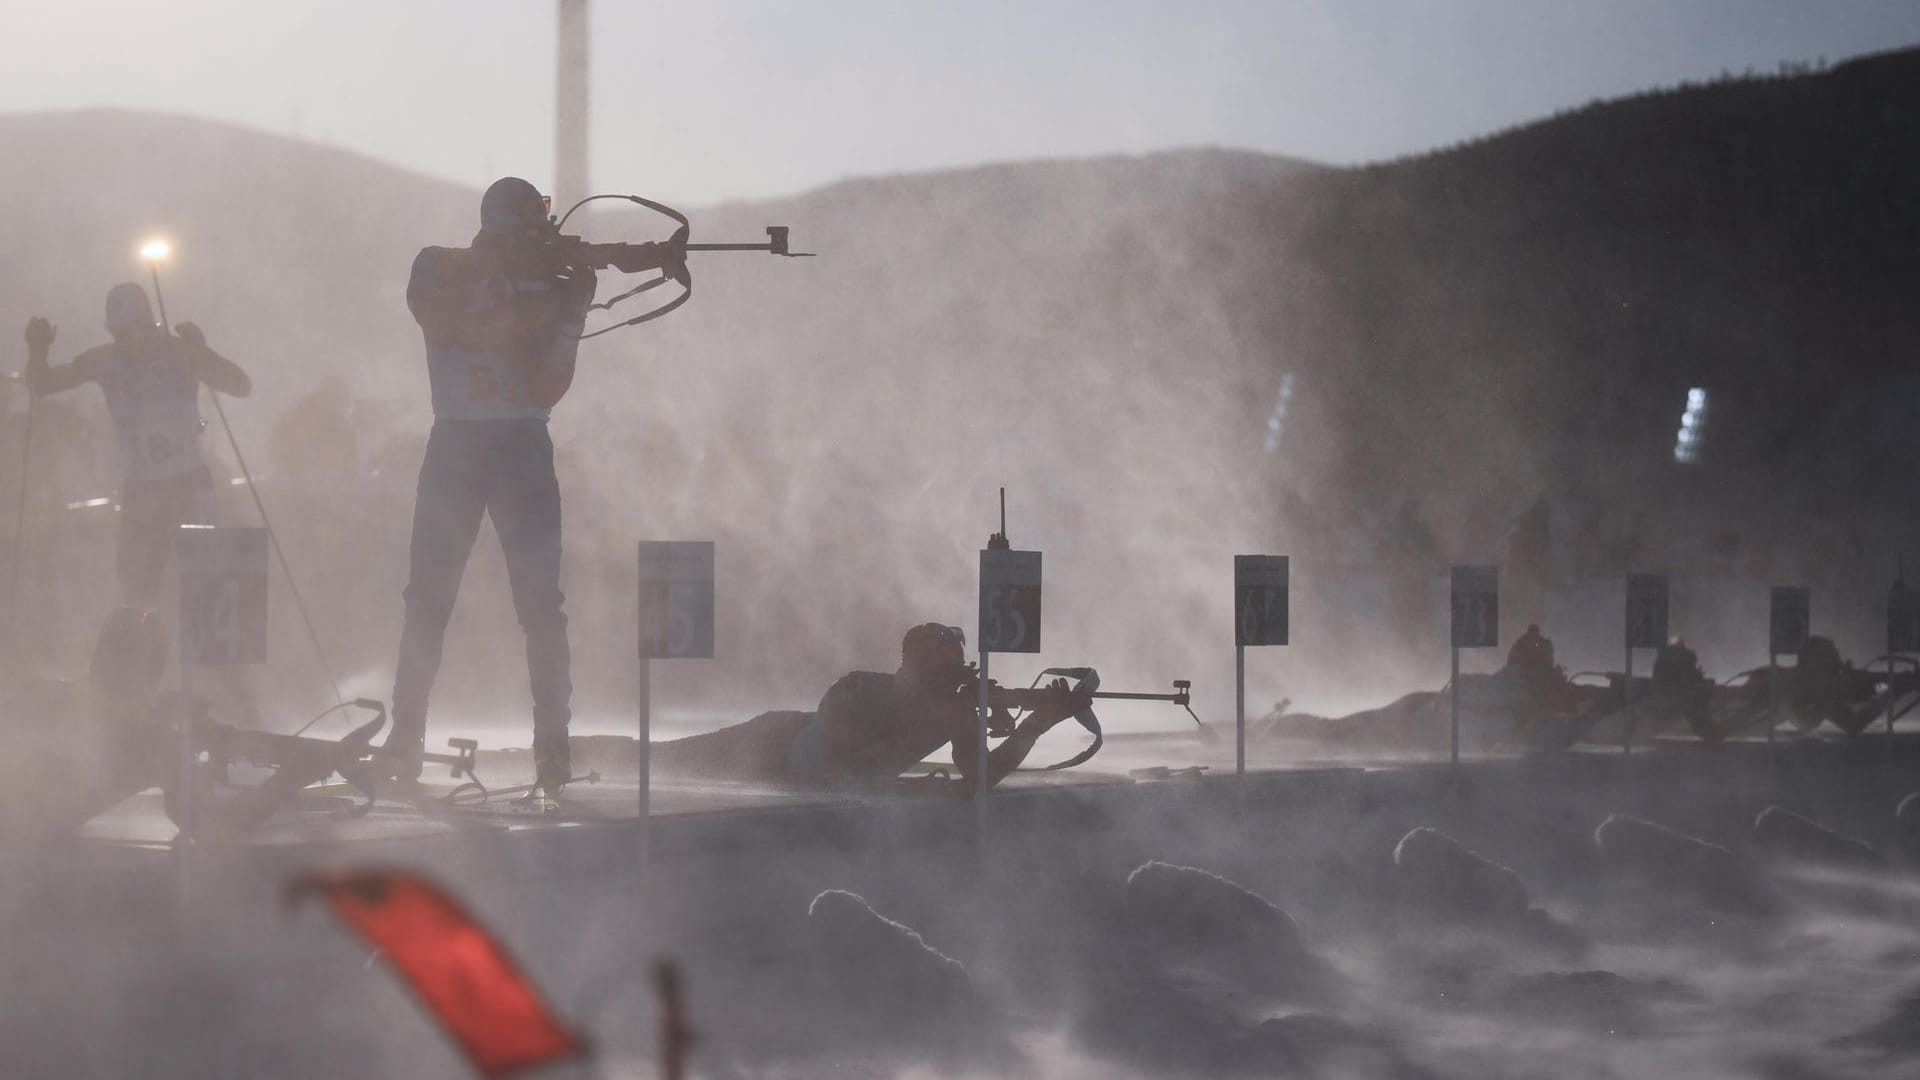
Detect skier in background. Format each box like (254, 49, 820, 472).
(23, 286, 251, 606)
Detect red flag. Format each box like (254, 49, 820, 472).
(288, 868, 586, 1077)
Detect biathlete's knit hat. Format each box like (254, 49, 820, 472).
(479, 176, 549, 234)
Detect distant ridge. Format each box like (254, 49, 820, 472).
(4, 47, 1918, 711)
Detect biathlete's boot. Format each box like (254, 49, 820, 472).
(376, 717, 426, 784)
(533, 728, 571, 799)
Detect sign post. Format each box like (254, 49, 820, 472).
(176, 526, 268, 852)
(1623, 574, 1670, 756)
(636, 541, 715, 939)
(1449, 566, 1499, 766)
(1887, 577, 1917, 748)
(1233, 555, 1289, 777)
(1768, 586, 1810, 749)
(978, 546, 1041, 841)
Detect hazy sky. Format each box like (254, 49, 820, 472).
(7, 1, 1920, 204)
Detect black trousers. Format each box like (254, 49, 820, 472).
(390, 420, 570, 763)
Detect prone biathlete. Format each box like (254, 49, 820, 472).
(23, 286, 251, 605)
(654, 623, 1092, 788)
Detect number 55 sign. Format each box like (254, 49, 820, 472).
(638, 542, 715, 659)
(178, 527, 268, 664)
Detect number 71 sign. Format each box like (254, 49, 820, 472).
(178, 526, 269, 665)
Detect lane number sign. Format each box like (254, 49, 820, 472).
(1234, 555, 1289, 647)
(638, 541, 715, 660)
(1891, 581, 1920, 655)
(178, 526, 268, 665)
(979, 549, 1042, 654)
(1626, 573, 1670, 650)
(1769, 585, 1810, 656)
(1451, 566, 1499, 649)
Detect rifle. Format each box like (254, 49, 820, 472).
(952, 664, 1203, 770)
(183, 698, 483, 835)
(538, 193, 813, 339)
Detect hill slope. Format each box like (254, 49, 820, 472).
(4, 50, 1919, 722)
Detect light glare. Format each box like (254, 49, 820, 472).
(139, 238, 171, 262)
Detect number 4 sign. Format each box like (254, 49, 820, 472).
(178, 526, 268, 665)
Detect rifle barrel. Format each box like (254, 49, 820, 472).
(684, 243, 773, 252)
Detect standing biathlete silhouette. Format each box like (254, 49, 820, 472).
(23, 284, 252, 606)
(380, 178, 602, 797)
(380, 174, 805, 797)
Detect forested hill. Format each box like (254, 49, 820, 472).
(1222, 47, 1920, 559)
(3, 48, 1917, 716)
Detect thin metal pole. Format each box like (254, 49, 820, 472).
(6, 384, 35, 667)
(1768, 655, 1779, 748)
(1623, 647, 1635, 757)
(975, 649, 991, 845)
(1450, 646, 1461, 767)
(175, 636, 196, 891)
(1889, 654, 1897, 751)
(148, 266, 170, 330)
(637, 656, 651, 944)
(1235, 644, 1246, 776)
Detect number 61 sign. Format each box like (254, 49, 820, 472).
(178, 526, 269, 665)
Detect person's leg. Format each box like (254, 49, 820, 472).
(488, 423, 571, 793)
(115, 479, 174, 607)
(388, 424, 489, 770)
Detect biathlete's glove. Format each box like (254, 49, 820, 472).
(552, 264, 598, 307)
(174, 322, 207, 349)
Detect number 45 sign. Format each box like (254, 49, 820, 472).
(178, 527, 268, 665)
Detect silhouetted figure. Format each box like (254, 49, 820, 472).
(1506, 623, 1553, 676)
(381, 177, 596, 796)
(654, 623, 1089, 787)
(1651, 636, 1714, 741)
(22, 289, 251, 605)
(1505, 622, 1561, 709)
